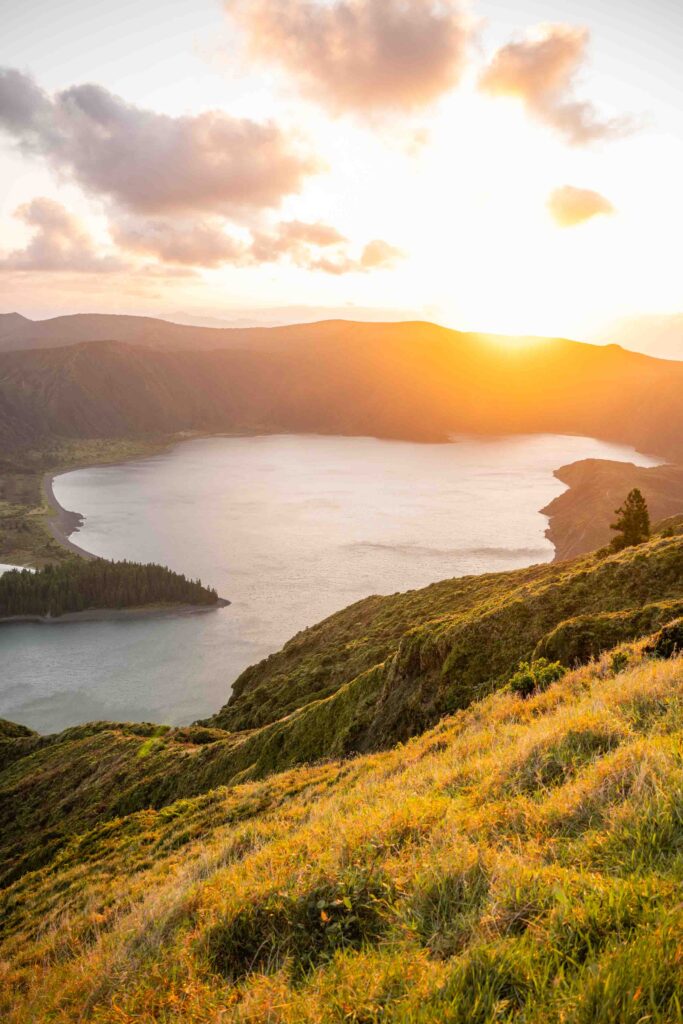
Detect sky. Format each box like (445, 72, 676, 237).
(0, 0, 682, 354)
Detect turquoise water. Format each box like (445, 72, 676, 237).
(0, 433, 658, 732)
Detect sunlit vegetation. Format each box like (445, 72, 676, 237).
(508, 657, 566, 697)
(2, 522, 683, 1020)
(208, 524, 683, 740)
(0, 557, 219, 618)
(1, 641, 682, 1022)
(3, 530, 680, 890)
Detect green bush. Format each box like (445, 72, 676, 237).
(509, 658, 566, 699)
(644, 618, 683, 660)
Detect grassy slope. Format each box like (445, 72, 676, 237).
(2, 643, 682, 1023)
(209, 526, 683, 738)
(3, 532, 683, 1020)
(2, 530, 683, 881)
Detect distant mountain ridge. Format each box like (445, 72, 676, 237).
(1, 319, 683, 462)
(0, 310, 267, 352)
(0, 311, 436, 353)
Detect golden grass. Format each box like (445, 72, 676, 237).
(2, 650, 682, 1022)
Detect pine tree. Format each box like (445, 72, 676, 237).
(610, 488, 651, 551)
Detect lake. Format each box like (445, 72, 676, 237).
(0, 433, 659, 733)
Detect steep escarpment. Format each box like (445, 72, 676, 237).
(210, 527, 683, 739)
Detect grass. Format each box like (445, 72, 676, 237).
(2, 527, 683, 1021)
(1, 646, 682, 1022)
(210, 524, 683, 740)
(2, 531, 682, 888)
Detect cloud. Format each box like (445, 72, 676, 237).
(306, 239, 403, 275)
(0, 68, 320, 216)
(479, 25, 632, 145)
(250, 219, 348, 264)
(226, 0, 472, 115)
(0, 198, 125, 272)
(253, 227, 403, 274)
(359, 238, 403, 269)
(111, 216, 249, 267)
(112, 213, 402, 274)
(249, 220, 348, 262)
(547, 185, 614, 227)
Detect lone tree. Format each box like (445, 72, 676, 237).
(610, 488, 650, 551)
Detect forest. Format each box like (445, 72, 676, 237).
(0, 558, 220, 618)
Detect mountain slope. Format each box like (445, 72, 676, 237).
(2, 528, 682, 888)
(2, 641, 682, 1023)
(1, 321, 683, 460)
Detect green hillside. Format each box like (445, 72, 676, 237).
(2, 624, 683, 1022)
(209, 525, 683, 742)
(3, 529, 682, 887)
(2, 526, 683, 1020)
(0, 525, 682, 1024)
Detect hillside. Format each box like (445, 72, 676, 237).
(1, 321, 683, 461)
(2, 619, 682, 1021)
(0, 438, 171, 567)
(2, 527, 682, 882)
(543, 460, 683, 559)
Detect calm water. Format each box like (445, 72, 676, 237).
(0, 434, 658, 732)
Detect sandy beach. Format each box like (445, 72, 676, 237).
(42, 472, 98, 560)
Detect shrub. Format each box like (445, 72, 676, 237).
(610, 650, 629, 674)
(644, 619, 683, 660)
(509, 658, 566, 699)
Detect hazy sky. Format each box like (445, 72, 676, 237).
(1, 0, 681, 347)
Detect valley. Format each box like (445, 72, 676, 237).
(3, 2, 682, 1015)
(1, 318, 683, 1023)
(0, 431, 659, 732)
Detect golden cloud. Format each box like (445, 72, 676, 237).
(226, 0, 472, 115)
(479, 25, 632, 145)
(547, 185, 615, 227)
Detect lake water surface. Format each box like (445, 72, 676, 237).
(0, 434, 658, 732)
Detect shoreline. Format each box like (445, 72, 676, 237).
(0, 598, 230, 626)
(39, 431, 253, 562)
(42, 472, 97, 560)
(541, 458, 683, 561)
(39, 434, 677, 572)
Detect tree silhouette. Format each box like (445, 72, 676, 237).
(610, 488, 650, 551)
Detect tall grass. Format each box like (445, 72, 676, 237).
(2, 651, 682, 1022)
